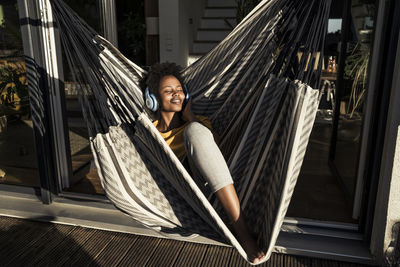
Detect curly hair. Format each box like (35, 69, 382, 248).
(141, 62, 184, 118)
(144, 62, 184, 102)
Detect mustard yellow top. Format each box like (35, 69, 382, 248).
(153, 115, 212, 160)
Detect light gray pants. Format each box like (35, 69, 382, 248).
(184, 122, 233, 193)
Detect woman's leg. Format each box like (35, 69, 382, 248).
(184, 122, 233, 193)
(184, 122, 264, 263)
(215, 185, 264, 263)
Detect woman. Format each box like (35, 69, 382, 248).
(144, 62, 264, 264)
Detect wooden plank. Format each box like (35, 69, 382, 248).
(0, 217, 374, 267)
(0, 216, 21, 230)
(325, 258, 341, 267)
(11, 223, 75, 266)
(228, 246, 251, 267)
(283, 254, 308, 267)
(201, 245, 233, 267)
(117, 236, 161, 266)
(0, 217, 50, 246)
(172, 242, 208, 267)
(0, 217, 37, 248)
(88, 232, 138, 267)
(288, 255, 312, 267)
(144, 238, 185, 267)
(0, 220, 54, 265)
(64, 229, 117, 266)
(35, 226, 96, 266)
(265, 253, 277, 267)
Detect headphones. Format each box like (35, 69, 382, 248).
(145, 84, 190, 112)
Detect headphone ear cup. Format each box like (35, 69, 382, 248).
(149, 94, 158, 111)
(145, 87, 158, 112)
(183, 84, 190, 102)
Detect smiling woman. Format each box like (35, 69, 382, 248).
(143, 62, 265, 264)
(159, 76, 186, 113)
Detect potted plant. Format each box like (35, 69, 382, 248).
(342, 0, 375, 119)
(343, 43, 370, 119)
(0, 60, 29, 133)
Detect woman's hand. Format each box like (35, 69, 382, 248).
(182, 99, 198, 122)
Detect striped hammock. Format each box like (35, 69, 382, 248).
(48, 0, 331, 264)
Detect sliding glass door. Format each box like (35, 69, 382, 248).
(287, 0, 377, 225)
(59, 0, 145, 196)
(329, 0, 376, 220)
(0, 0, 40, 188)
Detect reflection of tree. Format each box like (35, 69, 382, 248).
(0, 61, 29, 119)
(65, 0, 101, 33)
(117, 2, 146, 66)
(0, 3, 23, 54)
(342, 0, 375, 118)
(344, 44, 369, 117)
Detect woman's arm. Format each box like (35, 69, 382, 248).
(182, 99, 198, 123)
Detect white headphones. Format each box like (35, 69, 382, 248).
(145, 85, 190, 112)
(145, 87, 158, 112)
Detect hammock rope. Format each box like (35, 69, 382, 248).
(45, 0, 332, 263)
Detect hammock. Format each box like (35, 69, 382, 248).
(43, 0, 331, 264)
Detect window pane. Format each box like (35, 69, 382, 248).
(62, 0, 146, 195)
(0, 1, 40, 187)
(116, 1, 146, 65)
(61, 0, 103, 194)
(287, 0, 376, 223)
(332, 0, 375, 211)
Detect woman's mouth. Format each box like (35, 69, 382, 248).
(171, 99, 182, 104)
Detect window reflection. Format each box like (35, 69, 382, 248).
(61, 0, 104, 194)
(62, 0, 146, 195)
(333, 0, 375, 208)
(287, 0, 376, 223)
(0, 1, 39, 187)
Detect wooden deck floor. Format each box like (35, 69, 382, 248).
(0, 216, 372, 267)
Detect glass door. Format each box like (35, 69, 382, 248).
(0, 0, 40, 188)
(59, 0, 103, 195)
(59, 0, 145, 196)
(287, 0, 377, 224)
(329, 0, 376, 219)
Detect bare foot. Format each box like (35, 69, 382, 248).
(231, 216, 265, 264)
(236, 228, 264, 263)
(214, 185, 264, 264)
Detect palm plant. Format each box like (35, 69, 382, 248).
(344, 43, 370, 118)
(343, 0, 375, 119)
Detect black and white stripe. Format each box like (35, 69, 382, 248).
(43, 0, 332, 263)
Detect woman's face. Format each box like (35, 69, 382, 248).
(158, 75, 185, 112)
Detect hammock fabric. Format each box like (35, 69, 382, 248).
(46, 0, 331, 264)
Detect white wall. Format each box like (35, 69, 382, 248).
(189, 0, 207, 50)
(387, 126, 400, 241)
(371, 31, 400, 264)
(159, 0, 205, 67)
(158, 0, 180, 64)
(178, 0, 189, 66)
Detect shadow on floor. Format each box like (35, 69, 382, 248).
(0, 216, 100, 266)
